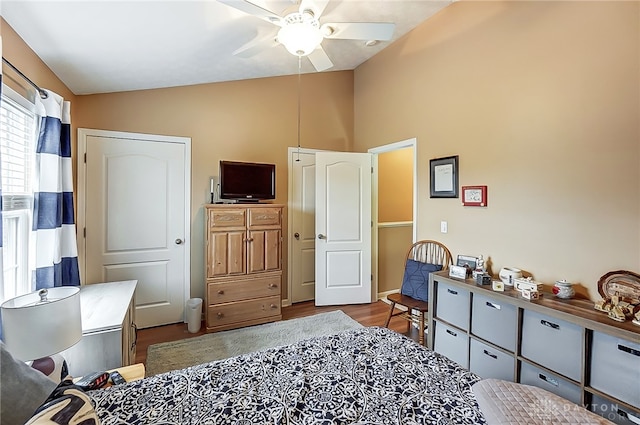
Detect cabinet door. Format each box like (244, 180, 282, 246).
(247, 229, 281, 274)
(207, 230, 246, 277)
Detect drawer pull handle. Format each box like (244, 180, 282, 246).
(269, 283, 278, 289)
(540, 319, 559, 330)
(618, 344, 640, 357)
(446, 329, 457, 337)
(486, 301, 501, 310)
(270, 304, 278, 309)
(217, 312, 224, 318)
(217, 290, 224, 295)
(483, 349, 498, 359)
(538, 373, 559, 387)
(447, 288, 458, 295)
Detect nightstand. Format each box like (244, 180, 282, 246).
(107, 363, 145, 386)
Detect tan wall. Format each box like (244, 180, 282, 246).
(378, 147, 413, 223)
(74, 71, 354, 300)
(378, 225, 413, 293)
(355, 1, 640, 299)
(2, 17, 354, 300)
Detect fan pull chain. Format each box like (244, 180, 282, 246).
(296, 55, 302, 162)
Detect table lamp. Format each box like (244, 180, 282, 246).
(1, 286, 82, 382)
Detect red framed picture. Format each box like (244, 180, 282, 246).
(462, 185, 487, 207)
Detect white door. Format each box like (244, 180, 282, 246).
(315, 152, 372, 305)
(78, 129, 191, 328)
(290, 150, 317, 303)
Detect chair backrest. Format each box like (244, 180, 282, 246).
(406, 240, 453, 270)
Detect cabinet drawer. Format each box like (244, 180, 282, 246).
(435, 281, 470, 331)
(248, 208, 281, 228)
(208, 209, 246, 228)
(519, 361, 582, 405)
(521, 310, 583, 381)
(590, 394, 640, 425)
(590, 331, 640, 408)
(434, 320, 469, 368)
(471, 293, 517, 352)
(208, 274, 281, 304)
(469, 338, 515, 382)
(207, 295, 281, 327)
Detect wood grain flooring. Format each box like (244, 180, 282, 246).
(135, 300, 417, 365)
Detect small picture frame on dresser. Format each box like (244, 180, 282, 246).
(449, 265, 467, 279)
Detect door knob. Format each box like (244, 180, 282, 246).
(175, 238, 183, 245)
(318, 234, 326, 240)
(294, 232, 300, 240)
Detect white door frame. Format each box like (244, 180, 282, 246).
(286, 139, 416, 306)
(76, 128, 192, 320)
(369, 138, 417, 301)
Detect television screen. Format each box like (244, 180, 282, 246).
(219, 160, 275, 201)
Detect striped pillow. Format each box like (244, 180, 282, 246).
(25, 380, 100, 425)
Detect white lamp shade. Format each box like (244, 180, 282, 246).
(278, 21, 323, 56)
(1, 287, 82, 361)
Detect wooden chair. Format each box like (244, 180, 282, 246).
(383, 240, 452, 345)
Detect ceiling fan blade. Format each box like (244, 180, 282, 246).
(307, 46, 333, 72)
(322, 22, 395, 41)
(299, 0, 329, 18)
(217, 0, 282, 26)
(233, 35, 278, 58)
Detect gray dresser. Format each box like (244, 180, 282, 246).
(428, 271, 640, 424)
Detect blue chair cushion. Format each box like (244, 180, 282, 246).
(400, 260, 443, 302)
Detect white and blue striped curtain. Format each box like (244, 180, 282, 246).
(32, 91, 80, 289)
(0, 39, 5, 338)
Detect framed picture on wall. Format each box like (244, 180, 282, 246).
(430, 155, 459, 198)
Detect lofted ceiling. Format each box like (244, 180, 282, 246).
(1, 0, 451, 95)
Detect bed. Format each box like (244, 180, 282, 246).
(5, 325, 614, 425)
(89, 327, 486, 424)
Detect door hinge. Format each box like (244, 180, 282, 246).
(83, 227, 86, 238)
(84, 152, 87, 163)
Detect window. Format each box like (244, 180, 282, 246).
(0, 86, 36, 303)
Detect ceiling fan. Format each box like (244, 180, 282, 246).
(218, 0, 396, 71)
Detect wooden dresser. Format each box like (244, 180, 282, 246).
(204, 204, 283, 332)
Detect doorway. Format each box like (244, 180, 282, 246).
(287, 139, 416, 305)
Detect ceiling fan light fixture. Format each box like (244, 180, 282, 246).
(277, 12, 323, 57)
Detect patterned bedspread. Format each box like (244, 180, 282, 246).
(90, 327, 486, 424)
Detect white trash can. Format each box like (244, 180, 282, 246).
(186, 297, 203, 333)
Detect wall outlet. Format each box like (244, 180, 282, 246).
(440, 221, 448, 233)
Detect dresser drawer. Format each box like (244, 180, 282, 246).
(590, 394, 640, 425)
(207, 295, 281, 327)
(208, 274, 281, 304)
(519, 361, 582, 405)
(248, 208, 281, 228)
(208, 208, 246, 228)
(590, 331, 640, 408)
(470, 338, 515, 382)
(435, 281, 470, 331)
(471, 293, 517, 352)
(521, 310, 583, 381)
(434, 320, 469, 368)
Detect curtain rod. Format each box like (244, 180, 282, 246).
(2, 57, 48, 99)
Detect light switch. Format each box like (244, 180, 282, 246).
(440, 221, 448, 233)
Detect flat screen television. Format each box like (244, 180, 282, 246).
(219, 160, 275, 202)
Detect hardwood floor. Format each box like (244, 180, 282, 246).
(135, 300, 418, 365)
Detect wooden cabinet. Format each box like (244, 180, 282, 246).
(205, 204, 283, 332)
(428, 271, 640, 423)
(62, 280, 137, 377)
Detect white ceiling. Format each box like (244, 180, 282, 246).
(2, 0, 451, 95)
